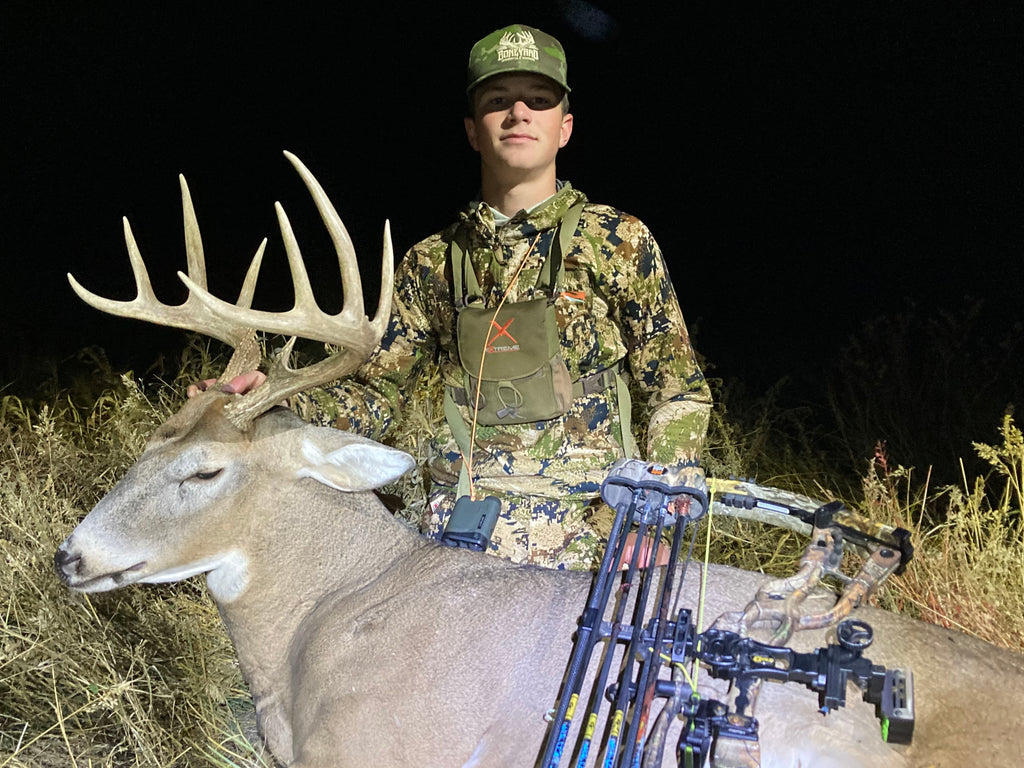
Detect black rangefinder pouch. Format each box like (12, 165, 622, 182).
(440, 495, 501, 551)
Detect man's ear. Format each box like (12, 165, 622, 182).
(559, 112, 574, 149)
(465, 116, 480, 152)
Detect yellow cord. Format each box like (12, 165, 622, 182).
(691, 481, 716, 689)
(657, 651, 698, 693)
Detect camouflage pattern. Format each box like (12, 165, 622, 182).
(292, 183, 712, 569)
(466, 24, 571, 94)
(422, 484, 606, 570)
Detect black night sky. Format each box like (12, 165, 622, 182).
(3, 3, 1022, 411)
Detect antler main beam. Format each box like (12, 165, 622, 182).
(69, 151, 395, 428)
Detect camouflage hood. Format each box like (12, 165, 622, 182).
(454, 183, 588, 244)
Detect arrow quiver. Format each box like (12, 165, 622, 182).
(538, 460, 915, 768)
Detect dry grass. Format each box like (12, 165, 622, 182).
(1, 343, 271, 767)
(693, 408, 1024, 653)
(859, 417, 1024, 651)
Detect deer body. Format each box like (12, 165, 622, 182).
(56, 154, 1024, 767)
(56, 395, 1024, 768)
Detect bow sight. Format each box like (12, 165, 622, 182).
(539, 459, 916, 768)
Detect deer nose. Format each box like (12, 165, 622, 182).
(54, 546, 83, 581)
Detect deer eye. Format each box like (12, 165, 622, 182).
(192, 469, 223, 481)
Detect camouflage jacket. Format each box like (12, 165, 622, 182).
(292, 184, 712, 500)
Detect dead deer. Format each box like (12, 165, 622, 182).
(56, 153, 1024, 768)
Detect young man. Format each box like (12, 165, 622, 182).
(290, 24, 712, 569)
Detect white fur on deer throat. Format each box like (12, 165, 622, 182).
(135, 549, 250, 599)
(203, 550, 251, 603)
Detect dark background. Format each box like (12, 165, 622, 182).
(3, 3, 1021, 412)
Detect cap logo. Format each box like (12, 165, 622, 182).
(496, 30, 539, 64)
(466, 25, 570, 94)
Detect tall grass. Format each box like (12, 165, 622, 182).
(0, 342, 271, 767)
(860, 418, 1024, 650)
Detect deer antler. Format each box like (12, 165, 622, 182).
(69, 151, 395, 429)
(68, 173, 268, 351)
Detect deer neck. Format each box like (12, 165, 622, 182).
(206, 481, 426, 744)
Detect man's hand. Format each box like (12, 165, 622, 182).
(186, 371, 267, 398)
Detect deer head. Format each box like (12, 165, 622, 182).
(57, 152, 412, 602)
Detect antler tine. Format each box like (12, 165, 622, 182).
(277, 198, 319, 313)
(68, 176, 258, 349)
(180, 174, 209, 293)
(224, 215, 394, 429)
(236, 238, 268, 309)
(282, 150, 365, 324)
(68, 216, 158, 318)
(375, 219, 395, 334)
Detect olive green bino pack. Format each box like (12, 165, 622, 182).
(442, 203, 637, 498)
(449, 203, 582, 426)
(448, 201, 585, 428)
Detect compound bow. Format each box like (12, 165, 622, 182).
(539, 460, 915, 768)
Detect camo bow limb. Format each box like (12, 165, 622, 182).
(704, 479, 913, 768)
(706, 477, 912, 645)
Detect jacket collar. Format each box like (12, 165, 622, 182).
(458, 183, 587, 240)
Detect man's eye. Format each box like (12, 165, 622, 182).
(528, 96, 554, 109)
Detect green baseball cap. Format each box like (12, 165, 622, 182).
(466, 24, 571, 94)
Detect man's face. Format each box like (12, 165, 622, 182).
(464, 73, 573, 179)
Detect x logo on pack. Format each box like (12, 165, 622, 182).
(487, 318, 517, 349)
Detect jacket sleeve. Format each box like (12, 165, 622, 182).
(289, 247, 443, 441)
(608, 219, 712, 465)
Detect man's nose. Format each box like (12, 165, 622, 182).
(508, 100, 532, 122)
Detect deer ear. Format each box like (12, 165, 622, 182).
(292, 427, 415, 492)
